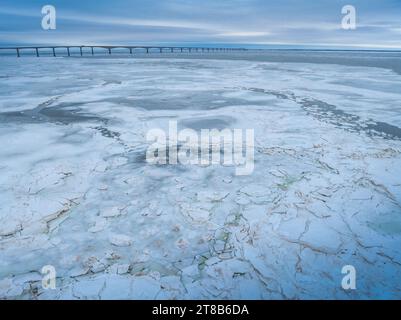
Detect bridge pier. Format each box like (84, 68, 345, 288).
(91, 47, 94, 55)
(16, 48, 20, 57)
(80, 47, 83, 56)
(52, 47, 56, 57)
(35, 48, 39, 57)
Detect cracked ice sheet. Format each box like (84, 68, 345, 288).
(0, 56, 400, 300)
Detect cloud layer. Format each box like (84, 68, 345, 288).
(1, 0, 401, 49)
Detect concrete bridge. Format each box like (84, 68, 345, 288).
(0, 45, 247, 57)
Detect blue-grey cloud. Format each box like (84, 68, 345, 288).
(0, 0, 401, 49)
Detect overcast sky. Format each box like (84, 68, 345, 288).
(1, 0, 401, 49)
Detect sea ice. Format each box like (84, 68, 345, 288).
(0, 55, 400, 299)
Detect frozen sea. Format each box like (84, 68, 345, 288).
(0, 50, 401, 299)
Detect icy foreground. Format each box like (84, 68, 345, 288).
(0, 56, 400, 299)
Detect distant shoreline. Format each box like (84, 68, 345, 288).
(1, 49, 400, 75)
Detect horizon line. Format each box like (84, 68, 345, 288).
(1, 45, 401, 53)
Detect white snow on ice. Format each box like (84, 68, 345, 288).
(0, 56, 400, 299)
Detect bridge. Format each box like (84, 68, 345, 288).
(0, 45, 247, 57)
